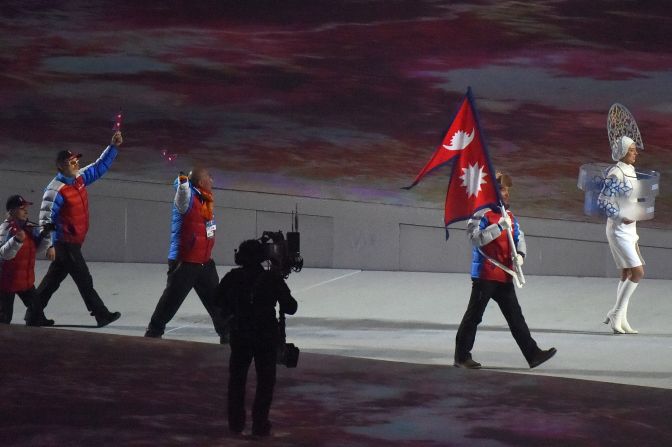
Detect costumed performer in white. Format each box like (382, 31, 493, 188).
(598, 136, 644, 334)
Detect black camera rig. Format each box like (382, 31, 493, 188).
(259, 230, 303, 278)
(277, 313, 299, 368)
(258, 206, 303, 279)
(259, 208, 303, 368)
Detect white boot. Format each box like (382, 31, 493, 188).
(604, 280, 624, 325)
(621, 316, 638, 334)
(620, 280, 639, 334)
(609, 280, 639, 335)
(608, 311, 625, 334)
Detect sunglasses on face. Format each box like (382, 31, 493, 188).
(9, 205, 28, 212)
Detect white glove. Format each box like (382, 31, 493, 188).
(514, 254, 524, 267)
(498, 214, 512, 230)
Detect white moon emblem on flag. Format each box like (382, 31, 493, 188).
(443, 128, 475, 151)
(460, 163, 488, 198)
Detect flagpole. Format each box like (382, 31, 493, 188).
(466, 87, 503, 206)
(470, 87, 525, 287)
(499, 203, 525, 288)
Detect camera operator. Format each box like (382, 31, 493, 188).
(216, 239, 298, 437)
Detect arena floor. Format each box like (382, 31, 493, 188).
(2, 262, 671, 445)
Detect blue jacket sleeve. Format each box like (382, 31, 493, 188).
(80, 145, 118, 186)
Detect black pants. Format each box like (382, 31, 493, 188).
(455, 279, 539, 363)
(147, 259, 226, 336)
(228, 335, 277, 433)
(0, 287, 39, 324)
(36, 242, 110, 316)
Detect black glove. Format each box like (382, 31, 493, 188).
(40, 223, 55, 238)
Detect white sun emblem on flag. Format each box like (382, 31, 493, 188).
(460, 163, 488, 198)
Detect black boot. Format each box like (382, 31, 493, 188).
(453, 358, 482, 369)
(144, 322, 163, 338)
(95, 311, 121, 328)
(528, 347, 557, 369)
(25, 309, 55, 327)
(144, 329, 162, 338)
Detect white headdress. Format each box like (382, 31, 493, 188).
(612, 135, 635, 161)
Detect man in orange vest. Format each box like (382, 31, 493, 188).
(36, 132, 123, 327)
(144, 168, 228, 342)
(0, 195, 53, 325)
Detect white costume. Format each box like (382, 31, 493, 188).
(600, 161, 645, 269)
(599, 136, 643, 334)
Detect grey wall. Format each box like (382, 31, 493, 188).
(2, 170, 670, 278)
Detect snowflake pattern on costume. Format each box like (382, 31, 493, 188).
(601, 177, 633, 198)
(597, 172, 633, 219)
(598, 196, 620, 218)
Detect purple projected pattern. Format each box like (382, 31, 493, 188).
(3, 325, 672, 446)
(1, 1, 671, 226)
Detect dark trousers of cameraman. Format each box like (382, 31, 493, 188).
(36, 242, 111, 317)
(146, 259, 228, 339)
(228, 336, 277, 435)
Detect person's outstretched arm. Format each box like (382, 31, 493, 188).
(173, 173, 192, 214)
(80, 131, 122, 185)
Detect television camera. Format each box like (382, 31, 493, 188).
(258, 208, 303, 368)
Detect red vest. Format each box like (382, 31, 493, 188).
(479, 210, 515, 283)
(0, 228, 37, 293)
(58, 176, 89, 244)
(178, 198, 215, 263)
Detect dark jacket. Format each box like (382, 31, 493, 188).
(217, 265, 297, 343)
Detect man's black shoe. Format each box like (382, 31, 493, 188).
(144, 330, 162, 339)
(528, 347, 557, 369)
(96, 311, 121, 328)
(26, 315, 55, 327)
(453, 358, 482, 369)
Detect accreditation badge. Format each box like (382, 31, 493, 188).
(206, 220, 216, 239)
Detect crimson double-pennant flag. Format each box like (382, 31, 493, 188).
(404, 87, 501, 235)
